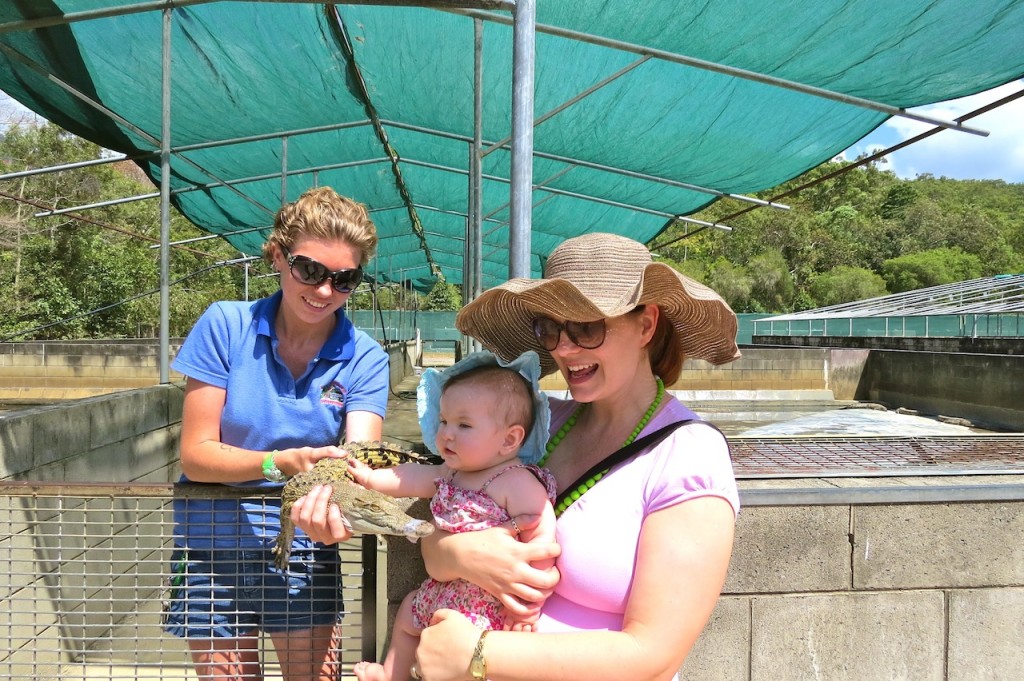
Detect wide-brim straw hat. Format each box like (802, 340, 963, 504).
(456, 232, 741, 377)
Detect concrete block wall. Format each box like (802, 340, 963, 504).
(0, 383, 182, 481)
(680, 496, 1024, 680)
(0, 341, 184, 402)
(0, 342, 869, 404)
(755, 334, 1024, 356)
(860, 350, 1024, 431)
(539, 347, 840, 395)
(382, 494, 1024, 681)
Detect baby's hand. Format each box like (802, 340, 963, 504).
(344, 455, 374, 488)
(504, 610, 540, 632)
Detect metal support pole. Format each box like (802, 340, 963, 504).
(508, 0, 535, 278)
(472, 19, 484, 302)
(470, 19, 485, 353)
(158, 8, 172, 383)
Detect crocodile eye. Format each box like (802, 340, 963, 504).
(353, 499, 383, 513)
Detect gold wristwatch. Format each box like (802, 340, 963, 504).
(469, 629, 489, 680)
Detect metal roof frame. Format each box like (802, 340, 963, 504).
(2, 0, 1019, 378)
(1, 0, 544, 378)
(754, 275, 1024, 339)
(764, 276, 1024, 322)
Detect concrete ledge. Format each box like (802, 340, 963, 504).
(541, 389, 837, 402)
(672, 389, 835, 401)
(740, 484, 1024, 506)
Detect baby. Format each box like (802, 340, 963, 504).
(350, 351, 557, 681)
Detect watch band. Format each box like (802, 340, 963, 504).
(262, 451, 288, 482)
(469, 629, 489, 680)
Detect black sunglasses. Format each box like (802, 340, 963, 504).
(531, 306, 646, 351)
(285, 252, 364, 293)
(531, 316, 607, 351)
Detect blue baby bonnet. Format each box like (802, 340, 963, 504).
(417, 350, 551, 465)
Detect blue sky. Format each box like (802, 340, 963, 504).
(839, 80, 1024, 183)
(3, 80, 1023, 183)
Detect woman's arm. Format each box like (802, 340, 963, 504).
(179, 378, 346, 482)
(419, 521, 560, 619)
(491, 470, 560, 630)
(343, 409, 384, 443)
(417, 496, 735, 681)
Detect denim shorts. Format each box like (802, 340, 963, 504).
(163, 545, 343, 639)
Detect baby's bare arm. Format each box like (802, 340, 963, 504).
(346, 457, 443, 498)
(492, 469, 560, 629)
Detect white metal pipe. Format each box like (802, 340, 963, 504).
(508, 0, 536, 278)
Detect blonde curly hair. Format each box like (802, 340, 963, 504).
(261, 187, 378, 267)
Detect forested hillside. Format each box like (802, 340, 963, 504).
(657, 160, 1024, 313)
(2, 122, 1022, 339)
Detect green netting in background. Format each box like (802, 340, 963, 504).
(2, 1, 1023, 291)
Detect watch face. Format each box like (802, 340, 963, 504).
(470, 628, 488, 679)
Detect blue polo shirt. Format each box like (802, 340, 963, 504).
(171, 291, 389, 549)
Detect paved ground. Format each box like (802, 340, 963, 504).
(382, 370, 428, 449)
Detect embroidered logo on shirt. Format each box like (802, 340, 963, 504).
(321, 381, 347, 407)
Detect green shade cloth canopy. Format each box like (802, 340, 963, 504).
(2, 1, 1023, 291)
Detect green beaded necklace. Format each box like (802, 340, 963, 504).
(540, 377, 666, 516)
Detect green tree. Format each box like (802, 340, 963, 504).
(878, 183, 919, 220)
(881, 247, 983, 293)
(1, 121, 254, 341)
(747, 249, 796, 313)
(7, 121, 1024, 332)
(423, 280, 462, 311)
(809, 266, 888, 307)
(707, 258, 752, 312)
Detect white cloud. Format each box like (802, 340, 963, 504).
(842, 81, 1024, 183)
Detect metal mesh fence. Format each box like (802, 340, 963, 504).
(0, 482, 375, 680)
(732, 434, 1024, 478)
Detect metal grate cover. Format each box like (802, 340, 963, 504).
(0, 484, 374, 681)
(731, 434, 1024, 478)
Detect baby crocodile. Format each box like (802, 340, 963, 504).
(273, 440, 438, 570)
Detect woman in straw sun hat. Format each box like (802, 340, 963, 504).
(415, 232, 741, 681)
(291, 231, 741, 681)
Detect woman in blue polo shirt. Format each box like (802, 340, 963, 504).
(164, 187, 389, 681)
